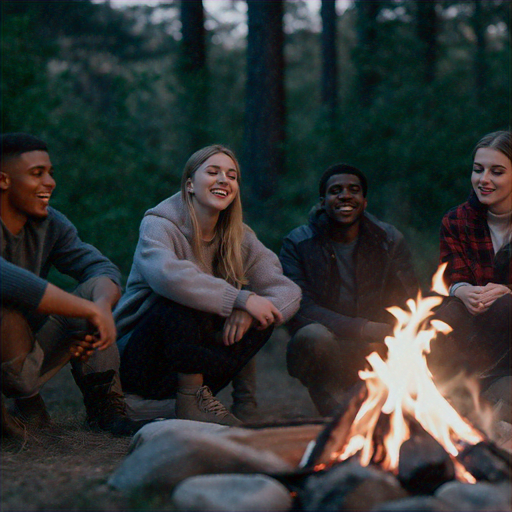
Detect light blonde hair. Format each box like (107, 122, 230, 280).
(181, 145, 247, 287)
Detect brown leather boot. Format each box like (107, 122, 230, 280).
(72, 369, 148, 436)
(1, 395, 26, 441)
(12, 394, 52, 429)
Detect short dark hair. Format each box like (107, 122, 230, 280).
(1, 133, 48, 164)
(319, 163, 368, 197)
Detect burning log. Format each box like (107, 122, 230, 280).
(302, 381, 368, 470)
(299, 265, 495, 481)
(457, 441, 512, 483)
(397, 420, 455, 494)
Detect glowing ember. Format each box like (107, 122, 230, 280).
(331, 263, 484, 473)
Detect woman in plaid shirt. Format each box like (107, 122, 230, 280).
(435, 131, 511, 416)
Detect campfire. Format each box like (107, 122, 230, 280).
(109, 264, 511, 511)
(300, 264, 509, 487)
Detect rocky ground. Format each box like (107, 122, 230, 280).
(1, 327, 510, 511)
(0, 328, 318, 511)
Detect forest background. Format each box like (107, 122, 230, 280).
(2, 0, 511, 290)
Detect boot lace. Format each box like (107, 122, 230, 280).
(100, 391, 127, 417)
(196, 386, 230, 418)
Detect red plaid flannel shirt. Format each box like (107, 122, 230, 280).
(439, 198, 498, 286)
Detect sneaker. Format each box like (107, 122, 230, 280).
(176, 386, 242, 426)
(12, 394, 52, 429)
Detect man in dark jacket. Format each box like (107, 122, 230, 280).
(280, 164, 418, 416)
(1, 133, 141, 439)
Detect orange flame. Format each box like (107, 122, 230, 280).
(336, 263, 484, 472)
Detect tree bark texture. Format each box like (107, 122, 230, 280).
(472, 0, 487, 105)
(355, 0, 381, 106)
(244, 0, 285, 202)
(179, 0, 208, 154)
(180, 0, 206, 72)
(416, 0, 438, 84)
(321, 0, 338, 120)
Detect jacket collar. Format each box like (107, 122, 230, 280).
(309, 208, 387, 246)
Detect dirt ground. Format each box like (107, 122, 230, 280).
(0, 328, 318, 511)
(2, 327, 510, 511)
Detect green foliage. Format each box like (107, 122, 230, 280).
(1, 0, 510, 291)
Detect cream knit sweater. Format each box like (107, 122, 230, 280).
(114, 193, 301, 342)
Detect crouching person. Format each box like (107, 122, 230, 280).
(280, 164, 419, 416)
(0, 133, 140, 438)
(115, 145, 301, 426)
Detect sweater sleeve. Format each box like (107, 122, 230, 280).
(1, 257, 48, 310)
(242, 230, 302, 323)
(49, 210, 121, 287)
(135, 216, 240, 317)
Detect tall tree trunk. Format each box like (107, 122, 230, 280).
(244, 0, 285, 202)
(321, 0, 338, 121)
(472, 0, 487, 105)
(179, 0, 208, 154)
(180, 0, 206, 71)
(355, 0, 380, 106)
(416, 0, 438, 84)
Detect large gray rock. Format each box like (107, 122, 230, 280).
(300, 459, 408, 511)
(108, 419, 293, 493)
(372, 496, 453, 511)
(171, 474, 292, 512)
(435, 480, 512, 511)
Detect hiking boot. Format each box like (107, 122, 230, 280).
(176, 386, 242, 426)
(72, 369, 146, 436)
(1, 396, 26, 441)
(231, 397, 259, 423)
(231, 358, 259, 423)
(12, 394, 52, 429)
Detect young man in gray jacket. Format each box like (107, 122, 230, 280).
(1, 133, 140, 439)
(280, 164, 418, 416)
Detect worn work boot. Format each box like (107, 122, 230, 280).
(176, 386, 242, 426)
(12, 393, 52, 429)
(1, 395, 26, 441)
(231, 359, 259, 423)
(72, 369, 145, 436)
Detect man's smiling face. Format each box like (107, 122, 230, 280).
(322, 173, 367, 228)
(1, 150, 56, 233)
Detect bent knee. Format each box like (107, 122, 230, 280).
(2, 367, 41, 398)
(286, 323, 337, 378)
(1, 344, 44, 398)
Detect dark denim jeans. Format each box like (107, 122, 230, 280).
(120, 298, 273, 400)
(431, 293, 511, 388)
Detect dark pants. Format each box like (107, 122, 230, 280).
(120, 298, 273, 400)
(286, 323, 380, 415)
(430, 294, 511, 389)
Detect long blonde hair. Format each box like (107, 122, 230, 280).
(181, 145, 247, 288)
